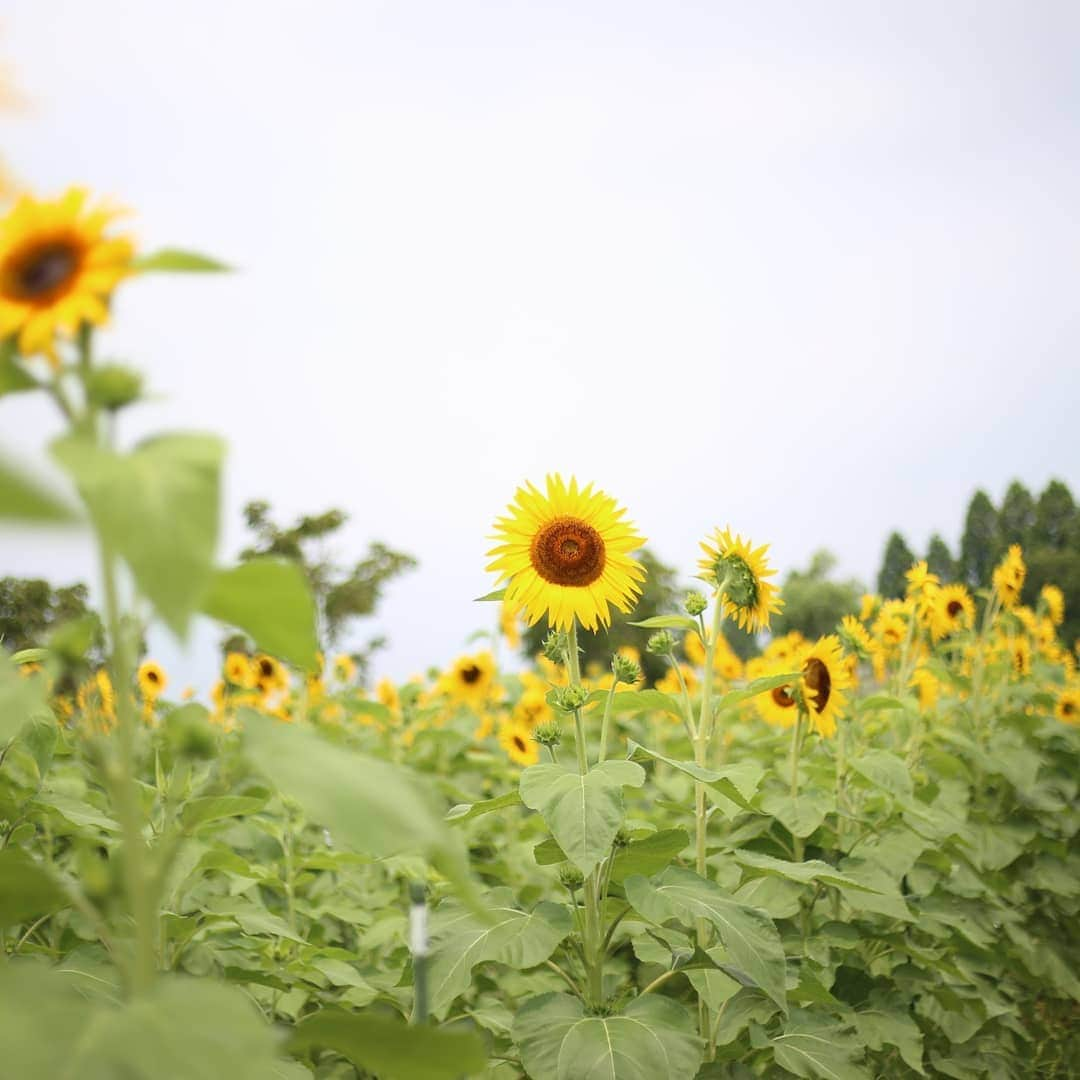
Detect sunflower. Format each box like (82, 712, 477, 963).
(992, 544, 1026, 610)
(910, 666, 940, 711)
(437, 651, 497, 706)
(800, 636, 851, 738)
(859, 594, 879, 623)
(1040, 584, 1065, 627)
(513, 684, 553, 729)
(375, 676, 401, 715)
(487, 475, 646, 633)
(137, 660, 167, 700)
(763, 631, 807, 665)
(905, 561, 940, 600)
(224, 652, 255, 688)
(0, 188, 134, 362)
(1007, 636, 1032, 678)
(656, 662, 699, 699)
(332, 653, 357, 684)
(838, 615, 873, 659)
(698, 528, 782, 634)
(253, 654, 287, 693)
(928, 584, 975, 642)
(755, 666, 801, 730)
(498, 720, 540, 767)
(1055, 688, 1080, 725)
(77, 669, 116, 726)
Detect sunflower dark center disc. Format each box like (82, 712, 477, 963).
(460, 664, 482, 685)
(513, 735, 527, 753)
(772, 686, 796, 708)
(804, 657, 831, 712)
(4, 240, 81, 303)
(530, 516, 606, 587)
(946, 600, 963, 617)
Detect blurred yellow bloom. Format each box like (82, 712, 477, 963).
(224, 652, 255, 688)
(137, 660, 166, 700)
(992, 544, 1026, 610)
(498, 719, 539, 766)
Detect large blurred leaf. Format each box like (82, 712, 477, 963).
(52, 433, 223, 637)
(0, 340, 38, 396)
(513, 991, 703, 1080)
(624, 867, 787, 1012)
(0, 652, 52, 741)
(519, 760, 645, 876)
(288, 1009, 487, 1080)
(0, 848, 67, 925)
(200, 558, 319, 671)
(241, 710, 475, 900)
(0, 449, 77, 522)
(426, 891, 571, 1015)
(0, 967, 288, 1079)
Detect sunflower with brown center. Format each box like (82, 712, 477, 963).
(697, 527, 783, 634)
(930, 584, 976, 642)
(253, 654, 288, 694)
(498, 719, 540, 767)
(0, 188, 134, 362)
(137, 660, 167, 700)
(487, 475, 645, 633)
(438, 651, 497, 706)
(799, 635, 852, 737)
(1055, 688, 1080, 725)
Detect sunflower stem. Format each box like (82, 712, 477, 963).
(597, 680, 617, 764)
(566, 619, 604, 1007)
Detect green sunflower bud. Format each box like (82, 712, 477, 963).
(611, 654, 641, 685)
(85, 363, 144, 412)
(683, 591, 707, 617)
(542, 631, 568, 664)
(554, 684, 589, 712)
(646, 630, 676, 656)
(558, 864, 585, 890)
(533, 719, 563, 747)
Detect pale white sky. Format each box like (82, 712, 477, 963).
(2, 1, 1078, 686)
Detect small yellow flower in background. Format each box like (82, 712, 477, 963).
(683, 631, 743, 680)
(656, 662, 699, 699)
(800, 635, 851, 738)
(17, 661, 42, 678)
(512, 684, 553, 729)
(838, 615, 873, 659)
(0, 188, 135, 363)
(698, 528, 783, 634)
(437, 651, 497, 706)
(375, 676, 401, 716)
(1007, 637, 1032, 678)
(499, 596, 524, 651)
(1055, 688, 1079, 724)
(331, 653, 357, 684)
(910, 666, 940, 711)
(992, 544, 1026, 610)
(1040, 584, 1065, 627)
(224, 652, 255, 688)
(253, 654, 287, 693)
(487, 474, 646, 632)
(859, 594, 879, 623)
(902, 561, 937, 613)
(306, 674, 326, 705)
(498, 719, 540, 766)
(137, 660, 166, 700)
(930, 584, 976, 642)
(473, 712, 495, 741)
(181, 686, 195, 701)
(77, 669, 116, 727)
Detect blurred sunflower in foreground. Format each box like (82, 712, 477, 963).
(0, 187, 134, 362)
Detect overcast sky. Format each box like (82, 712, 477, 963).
(2, 1, 1078, 686)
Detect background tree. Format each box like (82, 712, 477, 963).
(770, 549, 863, 640)
(877, 532, 915, 599)
(960, 490, 999, 588)
(998, 481, 1036, 551)
(1032, 480, 1078, 551)
(231, 500, 417, 681)
(522, 547, 681, 686)
(925, 533, 957, 582)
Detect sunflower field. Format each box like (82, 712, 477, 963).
(1, 190, 1079, 1080)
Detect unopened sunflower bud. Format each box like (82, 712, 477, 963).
(683, 591, 707, 617)
(85, 363, 143, 412)
(613, 828, 632, 848)
(554, 684, 589, 712)
(533, 719, 563, 747)
(542, 631, 568, 664)
(646, 630, 676, 656)
(558, 864, 585, 890)
(611, 654, 641, 685)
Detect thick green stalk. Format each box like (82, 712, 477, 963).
(597, 681, 617, 764)
(566, 621, 603, 1006)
